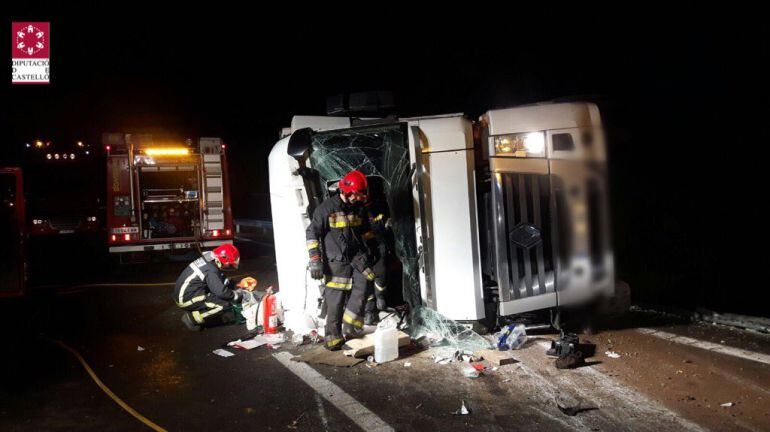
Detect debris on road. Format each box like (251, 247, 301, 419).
(137, 346, 145, 351)
(474, 349, 516, 366)
(546, 333, 580, 358)
(404, 362, 412, 367)
(292, 333, 305, 345)
(453, 400, 470, 415)
(605, 350, 621, 359)
(228, 339, 266, 350)
(462, 365, 480, 378)
(496, 323, 527, 350)
(433, 355, 452, 365)
(556, 395, 598, 416)
(342, 330, 410, 358)
(287, 412, 306, 430)
(213, 349, 234, 358)
(720, 402, 735, 407)
(411, 307, 492, 355)
(556, 402, 599, 416)
(555, 351, 585, 369)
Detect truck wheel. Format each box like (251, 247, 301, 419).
(602, 280, 631, 317)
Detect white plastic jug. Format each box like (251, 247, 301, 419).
(374, 322, 398, 363)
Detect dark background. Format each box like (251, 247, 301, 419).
(2, 4, 768, 315)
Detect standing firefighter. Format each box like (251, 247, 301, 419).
(307, 170, 378, 350)
(363, 193, 390, 325)
(174, 244, 247, 331)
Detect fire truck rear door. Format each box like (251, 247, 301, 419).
(199, 138, 224, 234)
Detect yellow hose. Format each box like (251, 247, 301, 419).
(44, 337, 168, 432)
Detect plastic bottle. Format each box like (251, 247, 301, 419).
(495, 323, 527, 350)
(374, 322, 398, 363)
(507, 324, 527, 349)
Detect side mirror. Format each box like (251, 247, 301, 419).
(287, 127, 313, 163)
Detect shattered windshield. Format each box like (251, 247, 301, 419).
(309, 124, 422, 310)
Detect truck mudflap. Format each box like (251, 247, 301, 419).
(109, 239, 231, 253)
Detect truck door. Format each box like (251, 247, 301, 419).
(407, 125, 436, 310)
(0, 168, 26, 298)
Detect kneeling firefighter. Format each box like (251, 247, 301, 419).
(174, 244, 249, 331)
(307, 170, 379, 350)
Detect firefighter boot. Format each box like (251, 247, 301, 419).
(342, 322, 364, 339)
(181, 312, 202, 331)
(364, 311, 379, 326)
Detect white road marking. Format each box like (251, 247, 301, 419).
(314, 392, 330, 431)
(637, 328, 770, 366)
(533, 340, 707, 431)
(273, 352, 394, 432)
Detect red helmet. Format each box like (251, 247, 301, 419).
(212, 244, 240, 269)
(338, 170, 368, 195)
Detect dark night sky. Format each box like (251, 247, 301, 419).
(2, 4, 769, 314)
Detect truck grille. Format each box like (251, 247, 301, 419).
(499, 173, 555, 299)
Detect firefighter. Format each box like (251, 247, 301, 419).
(174, 244, 248, 331)
(363, 192, 390, 325)
(307, 170, 379, 350)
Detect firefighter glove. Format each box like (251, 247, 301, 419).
(232, 289, 244, 303)
(309, 260, 324, 280)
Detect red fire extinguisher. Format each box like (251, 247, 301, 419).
(261, 286, 278, 334)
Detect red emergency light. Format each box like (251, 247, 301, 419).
(212, 229, 220, 237)
(110, 234, 117, 242)
(124, 233, 131, 241)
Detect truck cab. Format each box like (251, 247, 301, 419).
(104, 133, 234, 257)
(268, 102, 614, 332)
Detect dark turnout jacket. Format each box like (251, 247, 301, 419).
(306, 194, 376, 265)
(173, 251, 235, 305)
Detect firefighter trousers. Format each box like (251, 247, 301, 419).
(324, 261, 370, 350)
(178, 292, 233, 326)
(365, 256, 387, 314)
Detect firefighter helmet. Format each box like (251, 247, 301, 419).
(212, 244, 240, 269)
(338, 170, 368, 195)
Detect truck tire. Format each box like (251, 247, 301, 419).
(602, 280, 631, 317)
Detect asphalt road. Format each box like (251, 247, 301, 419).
(2, 239, 769, 431)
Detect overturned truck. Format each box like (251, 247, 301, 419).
(269, 102, 620, 334)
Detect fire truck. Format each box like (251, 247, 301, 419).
(269, 101, 625, 333)
(104, 133, 234, 257)
(1, 167, 26, 299)
(23, 139, 100, 237)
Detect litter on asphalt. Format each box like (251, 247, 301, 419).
(605, 350, 621, 359)
(462, 365, 480, 378)
(453, 400, 470, 415)
(213, 349, 235, 357)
